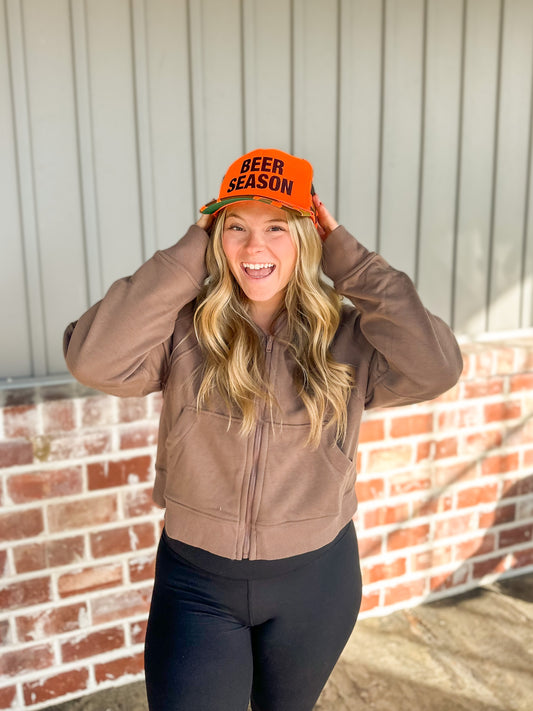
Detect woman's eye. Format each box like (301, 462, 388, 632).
(268, 225, 286, 232)
(227, 224, 244, 231)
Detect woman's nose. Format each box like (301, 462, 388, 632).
(244, 230, 265, 251)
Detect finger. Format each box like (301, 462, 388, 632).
(312, 194, 338, 237)
(196, 212, 214, 232)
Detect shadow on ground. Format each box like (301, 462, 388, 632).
(46, 573, 533, 711)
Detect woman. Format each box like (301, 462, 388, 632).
(64, 148, 462, 711)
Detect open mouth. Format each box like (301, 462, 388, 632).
(242, 262, 276, 279)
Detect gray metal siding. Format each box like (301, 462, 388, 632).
(2, 0, 533, 380)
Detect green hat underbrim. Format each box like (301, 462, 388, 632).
(200, 195, 313, 218)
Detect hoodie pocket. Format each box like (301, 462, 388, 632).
(164, 406, 250, 521)
(257, 423, 355, 524)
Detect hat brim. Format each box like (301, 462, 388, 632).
(200, 195, 315, 222)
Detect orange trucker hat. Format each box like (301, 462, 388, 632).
(200, 148, 317, 224)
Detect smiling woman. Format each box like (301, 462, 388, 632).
(63, 148, 463, 711)
(221, 203, 297, 330)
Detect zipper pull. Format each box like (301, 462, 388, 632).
(266, 336, 273, 353)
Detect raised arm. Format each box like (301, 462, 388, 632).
(64, 224, 209, 397)
(315, 197, 463, 409)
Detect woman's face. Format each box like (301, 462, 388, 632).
(221, 201, 298, 328)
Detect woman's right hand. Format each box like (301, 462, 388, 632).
(196, 213, 214, 233)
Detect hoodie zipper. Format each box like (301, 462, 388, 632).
(241, 335, 273, 559)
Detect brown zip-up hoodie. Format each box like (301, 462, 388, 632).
(64, 225, 462, 560)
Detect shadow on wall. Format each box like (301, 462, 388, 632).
(430, 471, 533, 598)
(357, 408, 533, 604)
(421, 408, 533, 597)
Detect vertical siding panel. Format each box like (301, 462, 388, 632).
(292, 0, 339, 210)
(71, 0, 102, 306)
(379, 0, 425, 277)
(187, 0, 207, 210)
(242, 0, 292, 152)
(488, 0, 533, 331)
(5, 0, 48, 376)
(131, 0, 156, 260)
(144, 0, 195, 243)
(522, 56, 533, 329)
(21, 0, 88, 374)
(84, 0, 143, 288)
(417, 0, 463, 324)
(188, 0, 244, 206)
(453, 0, 500, 335)
(0, 0, 32, 377)
(338, 0, 382, 250)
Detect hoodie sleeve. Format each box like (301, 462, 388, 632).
(63, 225, 209, 397)
(321, 226, 463, 409)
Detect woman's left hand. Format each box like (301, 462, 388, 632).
(313, 194, 338, 241)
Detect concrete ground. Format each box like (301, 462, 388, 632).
(47, 573, 533, 711)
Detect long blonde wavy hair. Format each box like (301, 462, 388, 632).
(193, 207, 354, 447)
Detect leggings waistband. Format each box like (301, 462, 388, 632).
(163, 520, 355, 580)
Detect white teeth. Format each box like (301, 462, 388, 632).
(242, 263, 274, 270)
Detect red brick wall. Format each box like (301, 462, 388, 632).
(356, 339, 533, 613)
(1, 339, 533, 709)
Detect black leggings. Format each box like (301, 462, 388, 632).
(144, 522, 362, 711)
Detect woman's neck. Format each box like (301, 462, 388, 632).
(249, 299, 283, 335)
